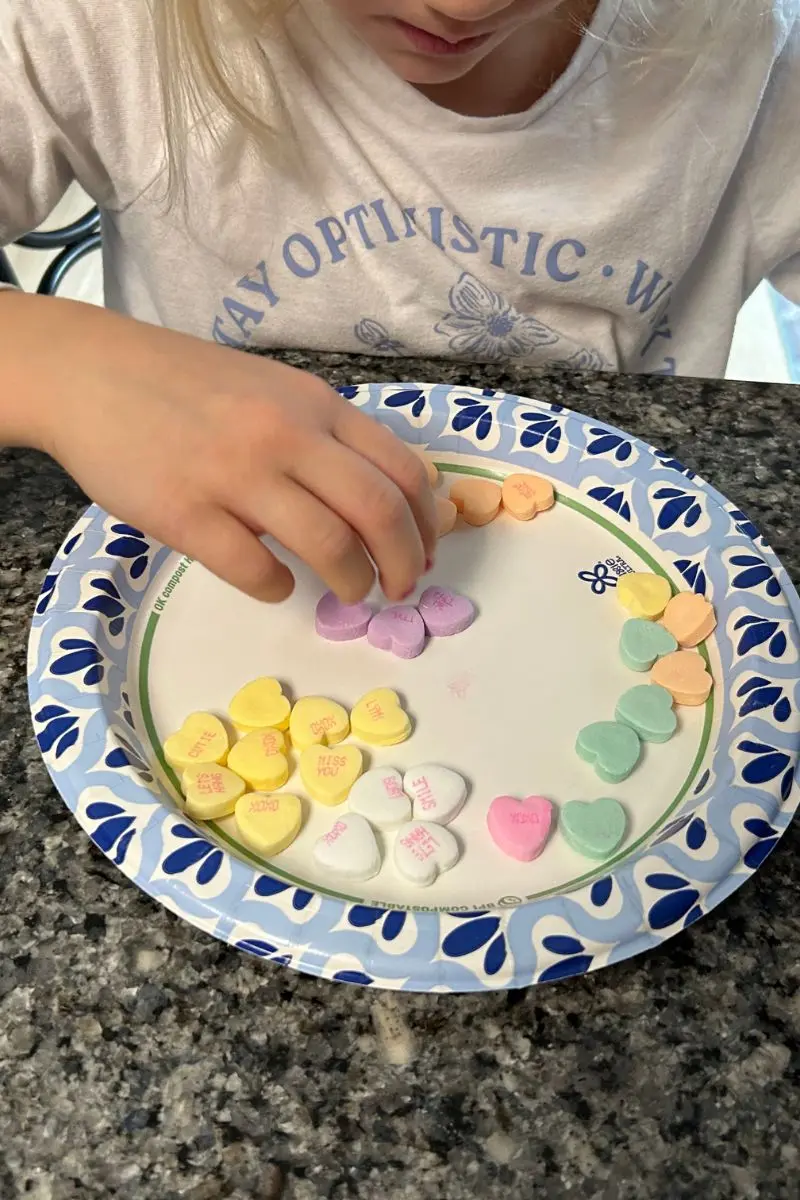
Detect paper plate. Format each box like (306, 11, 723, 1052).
(28, 384, 800, 991)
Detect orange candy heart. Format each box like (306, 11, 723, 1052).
(411, 446, 439, 487)
(449, 478, 502, 527)
(435, 496, 458, 537)
(501, 473, 555, 521)
(661, 593, 717, 648)
(651, 650, 713, 706)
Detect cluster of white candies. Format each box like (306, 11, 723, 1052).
(314, 765, 468, 887)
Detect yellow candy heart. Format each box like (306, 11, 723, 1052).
(164, 712, 229, 771)
(289, 696, 350, 752)
(300, 744, 363, 806)
(227, 729, 290, 792)
(182, 764, 245, 821)
(617, 573, 672, 620)
(234, 791, 303, 857)
(228, 677, 291, 733)
(350, 689, 412, 747)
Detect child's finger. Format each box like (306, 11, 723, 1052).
(176, 506, 295, 602)
(332, 405, 438, 564)
(238, 476, 377, 604)
(290, 439, 424, 601)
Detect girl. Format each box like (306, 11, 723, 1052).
(1, 0, 797, 603)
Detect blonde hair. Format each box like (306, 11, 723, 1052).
(153, 0, 786, 195)
(152, 0, 292, 196)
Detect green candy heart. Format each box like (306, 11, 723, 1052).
(615, 684, 677, 744)
(576, 721, 641, 783)
(619, 618, 678, 672)
(562, 798, 628, 860)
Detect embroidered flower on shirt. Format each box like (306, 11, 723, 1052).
(435, 273, 560, 360)
(354, 318, 406, 353)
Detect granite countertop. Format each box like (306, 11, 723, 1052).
(2, 354, 800, 1200)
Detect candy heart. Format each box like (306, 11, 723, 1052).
(227, 729, 290, 791)
(393, 820, 460, 887)
(411, 445, 439, 487)
(576, 721, 641, 783)
(348, 768, 412, 829)
(651, 650, 713, 706)
(501, 473, 555, 521)
(449, 477, 502, 527)
(300, 744, 363, 806)
(561, 798, 627, 860)
(314, 813, 381, 881)
(615, 684, 677, 744)
(661, 592, 717, 648)
(616, 573, 672, 620)
(619, 617, 678, 672)
(315, 591, 373, 642)
(289, 696, 350, 752)
(182, 764, 245, 821)
(351, 689, 412, 746)
(487, 795, 554, 862)
(403, 765, 467, 825)
(235, 791, 303, 857)
(164, 712, 229, 771)
(436, 496, 458, 537)
(417, 587, 475, 638)
(367, 606, 426, 659)
(228, 678, 291, 733)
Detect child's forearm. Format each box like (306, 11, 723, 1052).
(0, 289, 102, 452)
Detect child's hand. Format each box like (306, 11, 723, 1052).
(25, 298, 437, 602)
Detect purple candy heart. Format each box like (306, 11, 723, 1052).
(417, 587, 476, 637)
(315, 591, 373, 642)
(367, 606, 426, 659)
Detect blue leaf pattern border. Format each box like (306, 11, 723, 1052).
(27, 383, 800, 992)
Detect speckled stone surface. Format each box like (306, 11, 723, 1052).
(2, 355, 800, 1200)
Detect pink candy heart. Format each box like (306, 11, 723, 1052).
(315, 591, 373, 642)
(367, 605, 426, 659)
(487, 795, 554, 862)
(417, 587, 476, 637)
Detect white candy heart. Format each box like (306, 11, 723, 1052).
(402, 765, 467, 826)
(313, 813, 381, 882)
(348, 768, 412, 829)
(393, 821, 460, 887)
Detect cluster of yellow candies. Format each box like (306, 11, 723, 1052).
(162, 678, 412, 859)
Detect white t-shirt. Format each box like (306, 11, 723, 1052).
(1, 0, 799, 377)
